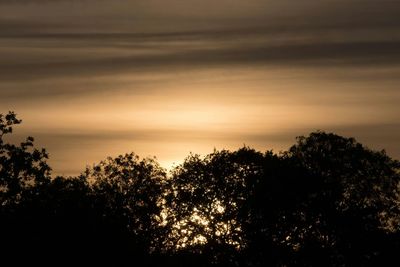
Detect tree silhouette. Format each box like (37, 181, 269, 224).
(1, 112, 54, 265)
(239, 150, 313, 266)
(242, 132, 400, 266)
(280, 132, 400, 266)
(163, 148, 265, 265)
(0, 111, 51, 205)
(82, 153, 168, 263)
(1, 112, 399, 266)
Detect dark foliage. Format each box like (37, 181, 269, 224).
(1, 112, 399, 266)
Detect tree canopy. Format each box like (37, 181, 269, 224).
(1, 112, 399, 266)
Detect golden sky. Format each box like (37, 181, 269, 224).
(1, 0, 399, 175)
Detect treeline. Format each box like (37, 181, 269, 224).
(1, 111, 399, 266)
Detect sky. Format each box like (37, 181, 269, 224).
(1, 0, 399, 176)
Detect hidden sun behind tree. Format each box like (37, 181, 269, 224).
(0, 111, 399, 266)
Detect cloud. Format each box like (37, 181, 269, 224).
(1, 0, 400, 175)
(1, 0, 400, 34)
(1, 33, 399, 83)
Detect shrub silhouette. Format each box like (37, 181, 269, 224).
(1, 112, 399, 266)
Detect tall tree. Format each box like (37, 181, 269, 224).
(83, 153, 168, 261)
(164, 148, 265, 265)
(0, 111, 51, 205)
(280, 132, 400, 265)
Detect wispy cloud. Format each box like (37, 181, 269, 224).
(1, 0, 400, 175)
